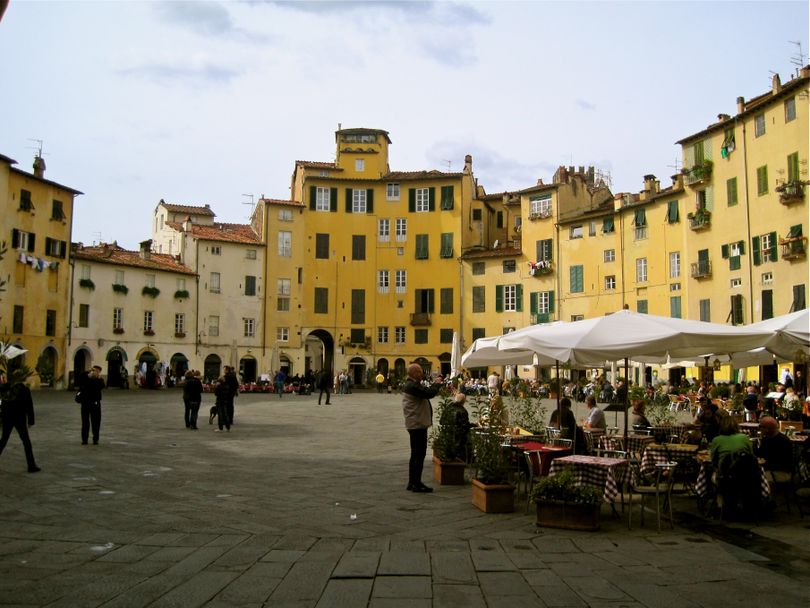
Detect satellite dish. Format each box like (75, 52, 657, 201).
(493, 239, 500, 248)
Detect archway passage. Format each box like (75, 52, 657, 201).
(72, 348, 90, 389)
(106, 347, 128, 388)
(204, 354, 222, 383)
(376, 358, 389, 375)
(137, 349, 160, 389)
(37, 346, 58, 387)
(307, 329, 334, 374)
(170, 353, 189, 385)
(438, 352, 451, 378)
(279, 356, 291, 377)
(240, 356, 257, 383)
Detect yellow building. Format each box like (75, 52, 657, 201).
(0, 153, 81, 387)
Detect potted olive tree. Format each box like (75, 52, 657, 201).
(430, 391, 468, 485)
(531, 468, 602, 530)
(469, 398, 514, 513)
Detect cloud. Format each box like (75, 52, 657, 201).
(118, 62, 241, 85)
(154, 1, 271, 43)
(575, 98, 596, 111)
(420, 37, 476, 67)
(267, 0, 489, 25)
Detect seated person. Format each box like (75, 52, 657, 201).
(694, 398, 721, 443)
(709, 417, 753, 465)
(449, 392, 476, 460)
(709, 417, 759, 517)
(755, 416, 794, 482)
(549, 397, 588, 453)
(782, 387, 802, 422)
(584, 395, 606, 430)
(630, 401, 651, 429)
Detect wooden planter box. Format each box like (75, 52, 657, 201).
(535, 500, 601, 531)
(471, 479, 514, 513)
(433, 456, 466, 485)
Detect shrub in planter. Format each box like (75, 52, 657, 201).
(531, 468, 602, 530)
(112, 283, 129, 294)
(174, 289, 190, 299)
(430, 391, 471, 485)
(79, 278, 95, 290)
(142, 286, 160, 298)
(470, 425, 514, 513)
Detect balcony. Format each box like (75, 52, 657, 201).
(410, 312, 431, 326)
(776, 181, 805, 205)
(683, 161, 713, 186)
(690, 260, 712, 279)
(688, 210, 711, 231)
(528, 260, 553, 276)
(779, 236, 807, 260)
(528, 209, 552, 220)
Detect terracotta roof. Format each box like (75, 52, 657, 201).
(73, 244, 195, 275)
(261, 198, 305, 208)
(295, 161, 342, 170)
(518, 182, 557, 195)
(461, 247, 523, 260)
(9, 166, 84, 195)
(166, 221, 262, 245)
(159, 201, 215, 216)
(336, 128, 392, 144)
(384, 170, 464, 181)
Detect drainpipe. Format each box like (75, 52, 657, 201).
(66, 247, 76, 388)
(194, 238, 200, 357)
(740, 116, 755, 323)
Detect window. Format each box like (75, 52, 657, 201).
(45, 237, 66, 257)
(415, 288, 434, 314)
(377, 270, 389, 293)
(731, 278, 742, 288)
(669, 252, 680, 279)
(176, 278, 186, 291)
(395, 269, 406, 293)
(415, 234, 429, 259)
(726, 177, 738, 206)
(588, 221, 597, 237)
(209, 315, 219, 337)
(569, 265, 584, 293)
(43, 309, 56, 336)
(604, 249, 615, 263)
(210, 272, 221, 293)
(472, 208, 482, 221)
(604, 276, 616, 291)
(414, 188, 430, 212)
(496, 284, 522, 312)
(244, 275, 257, 296)
(666, 200, 679, 223)
(699, 299, 711, 322)
(78, 304, 89, 328)
(440, 328, 453, 343)
(51, 199, 65, 220)
(12, 229, 35, 252)
(315, 233, 329, 259)
(244, 318, 255, 338)
(530, 196, 552, 218)
(637, 300, 648, 314)
(762, 272, 773, 285)
(502, 260, 516, 273)
(113, 307, 123, 331)
(278, 231, 292, 257)
(277, 296, 290, 312)
(472, 262, 485, 275)
(756, 165, 768, 195)
(722, 127, 736, 157)
(143, 310, 154, 332)
(275, 208, 292, 222)
(472, 286, 485, 313)
(19, 189, 33, 211)
(602, 216, 615, 234)
(352, 235, 366, 260)
(722, 241, 744, 271)
(387, 183, 400, 201)
(440, 233, 454, 258)
(351, 189, 367, 213)
(378, 327, 389, 343)
(753, 232, 777, 265)
(440, 185, 454, 210)
(633, 208, 647, 240)
(636, 258, 647, 283)
(793, 284, 807, 311)
(785, 96, 796, 122)
(115, 270, 125, 285)
(761, 290, 774, 320)
(315, 187, 331, 212)
(670, 296, 682, 319)
(395, 218, 407, 241)
(754, 113, 766, 137)
(145, 273, 155, 288)
(378, 219, 390, 242)
(80, 264, 91, 280)
(530, 290, 554, 319)
(395, 326, 406, 344)
(277, 278, 291, 296)
(175, 313, 185, 335)
(246, 249, 257, 260)
(470, 328, 485, 342)
(414, 329, 428, 344)
(277, 327, 289, 342)
(570, 225, 583, 239)
(355, 159, 365, 172)
(534, 239, 552, 263)
(496, 211, 503, 228)
(670, 283, 681, 292)
(211, 245, 221, 255)
(314, 287, 328, 313)
(730, 294, 744, 325)
(13, 305, 23, 334)
(440, 288, 453, 314)
(787, 152, 800, 183)
(351, 330, 367, 346)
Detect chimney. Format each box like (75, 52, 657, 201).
(463, 154, 473, 174)
(737, 96, 745, 114)
(183, 215, 192, 232)
(643, 174, 659, 195)
(33, 155, 46, 179)
(772, 72, 782, 94)
(139, 239, 152, 261)
(717, 113, 730, 122)
(801, 65, 810, 79)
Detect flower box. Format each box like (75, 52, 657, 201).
(471, 479, 514, 513)
(113, 328, 125, 335)
(174, 332, 186, 338)
(536, 500, 601, 531)
(143, 329, 155, 336)
(433, 455, 466, 485)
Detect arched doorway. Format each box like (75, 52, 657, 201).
(170, 352, 189, 385)
(204, 354, 222, 383)
(279, 355, 291, 377)
(306, 329, 335, 374)
(36, 346, 58, 387)
(106, 347, 128, 388)
(349, 356, 366, 387)
(376, 358, 389, 375)
(72, 347, 91, 389)
(137, 348, 160, 389)
(394, 358, 407, 382)
(240, 356, 257, 383)
(414, 357, 432, 376)
(438, 352, 451, 378)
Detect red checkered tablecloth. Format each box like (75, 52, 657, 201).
(694, 460, 770, 499)
(510, 442, 572, 476)
(548, 455, 630, 503)
(640, 444, 699, 477)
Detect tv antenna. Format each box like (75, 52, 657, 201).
(443, 160, 452, 171)
(28, 138, 47, 158)
(667, 155, 682, 174)
(91, 231, 103, 246)
(789, 40, 805, 72)
(242, 194, 255, 218)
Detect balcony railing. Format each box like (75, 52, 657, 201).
(410, 312, 431, 326)
(690, 260, 712, 279)
(683, 161, 713, 186)
(776, 181, 805, 205)
(528, 261, 553, 276)
(528, 209, 552, 220)
(779, 236, 807, 260)
(688, 211, 711, 231)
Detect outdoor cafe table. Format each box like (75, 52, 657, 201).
(740, 422, 760, 436)
(548, 455, 630, 503)
(619, 434, 656, 456)
(649, 424, 690, 442)
(694, 454, 770, 500)
(510, 441, 572, 476)
(582, 428, 605, 454)
(640, 443, 699, 477)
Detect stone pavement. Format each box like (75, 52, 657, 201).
(0, 388, 808, 607)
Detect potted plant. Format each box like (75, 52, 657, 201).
(142, 286, 160, 298)
(430, 391, 468, 485)
(469, 403, 514, 513)
(112, 283, 129, 294)
(531, 468, 602, 530)
(509, 392, 547, 434)
(79, 278, 95, 290)
(174, 289, 190, 299)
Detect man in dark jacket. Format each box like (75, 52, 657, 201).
(317, 369, 332, 405)
(223, 366, 239, 425)
(79, 365, 105, 445)
(0, 371, 40, 472)
(182, 370, 204, 429)
(401, 364, 442, 493)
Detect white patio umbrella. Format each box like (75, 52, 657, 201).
(450, 332, 462, 378)
(0, 343, 27, 361)
(753, 309, 809, 355)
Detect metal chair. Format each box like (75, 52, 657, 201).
(523, 450, 543, 513)
(545, 426, 562, 440)
(628, 461, 677, 532)
(547, 438, 573, 449)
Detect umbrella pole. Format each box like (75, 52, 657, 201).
(623, 358, 629, 445)
(555, 360, 562, 436)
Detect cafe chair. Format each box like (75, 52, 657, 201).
(713, 451, 761, 521)
(548, 438, 573, 449)
(628, 461, 676, 532)
(523, 450, 544, 513)
(601, 450, 628, 460)
(545, 426, 562, 440)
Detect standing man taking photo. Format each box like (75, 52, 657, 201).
(401, 363, 442, 493)
(79, 365, 105, 445)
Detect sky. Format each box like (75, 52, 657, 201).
(1, 0, 808, 249)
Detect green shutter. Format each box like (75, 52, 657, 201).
(330, 188, 338, 212)
(721, 244, 729, 259)
(309, 186, 317, 211)
(428, 187, 436, 211)
(769, 231, 778, 261)
(789, 224, 802, 238)
(530, 292, 538, 315)
(788, 152, 800, 182)
(727, 177, 738, 206)
(408, 188, 416, 212)
(667, 200, 679, 223)
(345, 189, 352, 213)
(634, 208, 646, 226)
(730, 256, 741, 271)
(738, 240, 745, 255)
(441, 185, 454, 210)
(366, 189, 374, 213)
(752, 236, 761, 265)
(515, 284, 523, 312)
(495, 285, 504, 312)
(548, 290, 555, 313)
(603, 216, 614, 233)
(704, 186, 713, 211)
